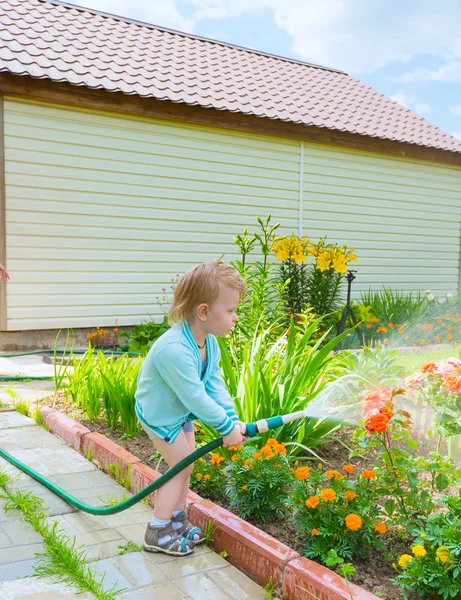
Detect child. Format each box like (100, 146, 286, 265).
(135, 260, 247, 556)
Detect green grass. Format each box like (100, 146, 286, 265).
(396, 344, 460, 375)
(106, 460, 132, 492)
(4, 386, 29, 416)
(98, 492, 130, 507)
(0, 468, 122, 599)
(117, 540, 142, 555)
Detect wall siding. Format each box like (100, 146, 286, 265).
(4, 99, 300, 330)
(3, 98, 461, 330)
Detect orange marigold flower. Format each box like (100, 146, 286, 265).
(211, 453, 225, 465)
(231, 454, 238, 461)
(242, 485, 248, 491)
(320, 488, 336, 502)
(374, 521, 387, 535)
(447, 333, 453, 340)
(366, 323, 372, 329)
(244, 459, 252, 467)
(362, 470, 376, 480)
(344, 490, 357, 501)
(275, 443, 287, 455)
(266, 438, 278, 447)
(305, 495, 320, 509)
(364, 412, 390, 434)
(343, 464, 354, 474)
(388, 323, 394, 328)
(345, 513, 363, 531)
(325, 469, 343, 480)
(252, 452, 262, 461)
(204, 474, 210, 480)
(261, 446, 274, 456)
(311, 529, 320, 536)
(295, 466, 311, 480)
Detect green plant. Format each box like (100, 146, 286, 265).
(117, 540, 142, 555)
(5, 386, 29, 415)
(324, 550, 356, 599)
(32, 407, 48, 430)
(292, 463, 386, 562)
(393, 494, 461, 599)
(0, 470, 120, 599)
(106, 460, 132, 492)
(119, 315, 170, 353)
(191, 454, 228, 501)
(263, 577, 280, 599)
(203, 520, 216, 545)
(360, 287, 428, 324)
(225, 441, 292, 521)
(98, 492, 130, 507)
(214, 317, 351, 451)
(52, 329, 75, 407)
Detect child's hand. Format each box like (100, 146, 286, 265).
(237, 420, 249, 442)
(222, 424, 244, 447)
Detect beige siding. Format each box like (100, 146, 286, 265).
(4, 99, 300, 330)
(3, 98, 461, 331)
(303, 145, 461, 293)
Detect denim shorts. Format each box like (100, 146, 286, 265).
(141, 419, 194, 440)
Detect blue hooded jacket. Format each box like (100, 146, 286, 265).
(135, 320, 238, 443)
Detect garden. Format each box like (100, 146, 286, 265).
(17, 215, 461, 600)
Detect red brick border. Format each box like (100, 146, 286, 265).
(38, 406, 380, 600)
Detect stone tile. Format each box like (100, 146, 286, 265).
(53, 472, 101, 491)
(106, 552, 167, 589)
(47, 514, 81, 537)
(90, 557, 134, 592)
(0, 541, 45, 564)
(74, 527, 123, 548)
(0, 529, 12, 549)
(7, 447, 96, 477)
(0, 498, 23, 523)
(85, 539, 127, 562)
(158, 550, 228, 580)
(208, 566, 267, 600)
(58, 512, 108, 534)
(0, 575, 94, 599)
(174, 573, 235, 600)
(116, 523, 146, 546)
(0, 426, 66, 450)
(120, 581, 187, 600)
(1, 519, 43, 545)
(0, 412, 36, 429)
(81, 469, 118, 487)
(0, 558, 38, 581)
(101, 508, 153, 528)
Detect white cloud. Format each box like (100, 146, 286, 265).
(400, 59, 461, 82)
(450, 105, 461, 115)
(451, 132, 461, 140)
(414, 103, 431, 115)
(390, 93, 413, 108)
(70, 0, 195, 32)
(190, 0, 461, 74)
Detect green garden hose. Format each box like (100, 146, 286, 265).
(0, 413, 295, 516)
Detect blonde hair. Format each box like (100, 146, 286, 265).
(168, 261, 245, 324)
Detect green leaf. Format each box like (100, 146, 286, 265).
(384, 499, 395, 516)
(435, 473, 449, 492)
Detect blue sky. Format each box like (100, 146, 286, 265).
(70, 0, 461, 141)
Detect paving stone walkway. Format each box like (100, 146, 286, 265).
(0, 411, 266, 600)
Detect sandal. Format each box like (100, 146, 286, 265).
(143, 521, 196, 556)
(171, 510, 206, 545)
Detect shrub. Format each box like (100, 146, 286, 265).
(191, 454, 228, 501)
(225, 440, 292, 521)
(119, 315, 170, 353)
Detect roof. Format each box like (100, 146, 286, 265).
(1, 0, 461, 154)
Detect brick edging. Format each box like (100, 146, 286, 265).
(38, 406, 380, 600)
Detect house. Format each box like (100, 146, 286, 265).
(0, 0, 460, 335)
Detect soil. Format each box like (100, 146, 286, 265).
(43, 393, 408, 599)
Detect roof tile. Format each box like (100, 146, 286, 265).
(0, 0, 460, 154)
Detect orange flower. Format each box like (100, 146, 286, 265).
(211, 453, 225, 465)
(364, 412, 390, 434)
(388, 323, 394, 328)
(242, 485, 248, 491)
(444, 375, 461, 393)
(244, 459, 252, 467)
(422, 362, 436, 373)
(344, 490, 357, 501)
(261, 446, 274, 457)
(305, 496, 320, 509)
(266, 438, 278, 447)
(345, 513, 363, 531)
(274, 443, 287, 455)
(325, 469, 343, 480)
(204, 474, 210, 480)
(366, 324, 372, 329)
(295, 466, 311, 480)
(374, 521, 387, 535)
(379, 406, 394, 419)
(343, 464, 354, 474)
(320, 488, 336, 502)
(362, 470, 376, 480)
(311, 529, 320, 536)
(231, 454, 238, 461)
(447, 333, 453, 340)
(252, 452, 262, 461)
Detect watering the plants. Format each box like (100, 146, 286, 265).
(134, 260, 248, 556)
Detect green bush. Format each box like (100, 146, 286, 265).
(119, 315, 170, 353)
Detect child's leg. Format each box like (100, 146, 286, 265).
(152, 430, 194, 520)
(170, 427, 206, 545)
